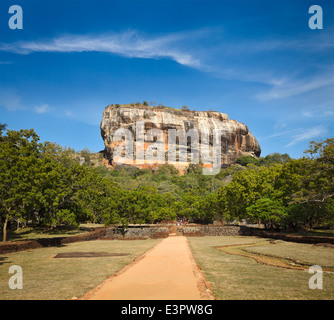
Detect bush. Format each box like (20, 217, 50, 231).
(236, 155, 260, 166)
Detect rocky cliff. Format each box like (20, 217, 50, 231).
(100, 104, 261, 173)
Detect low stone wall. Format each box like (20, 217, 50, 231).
(104, 227, 170, 240)
(2, 225, 332, 254)
(179, 227, 203, 237)
(179, 226, 243, 237)
(178, 226, 334, 244)
(245, 228, 334, 244)
(0, 228, 107, 254)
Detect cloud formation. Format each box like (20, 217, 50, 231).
(255, 73, 334, 101)
(285, 125, 328, 147)
(34, 104, 54, 114)
(1, 28, 333, 104)
(0, 89, 25, 111)
(0, 30, 201, 68)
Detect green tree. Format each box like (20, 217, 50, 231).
(31, 160, 85, 228)
(0, 123, 7, 136)
(194, 193, 221, 223)
(80, 147, 91, 165)
(260, 153, 291, 166)
(236, 155, 260, 167)
(279, 139, 334, 229)
(217, 165, 283, 223)
(74, 169, 119, 225)
(246, 196, 287, 229)
(0, 129, 42, 241)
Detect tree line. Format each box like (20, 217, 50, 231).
(0, 124, 333, 241)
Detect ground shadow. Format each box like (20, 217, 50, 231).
(53, 252, 130, 258)
(0, 256, 10, 266)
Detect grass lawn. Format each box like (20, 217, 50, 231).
(0, 238, 160, 300)
(246, 240, 334, 268)
(188, 236, 334, 300)
(0, 224, 106, 242)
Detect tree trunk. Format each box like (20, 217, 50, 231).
(3, 217, 8, 242)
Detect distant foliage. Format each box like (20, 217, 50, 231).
(236, 155, 260, 167)
(260, 152, 291, 166)
(181, 105, 190, 111)
(0, 123, 7, 132)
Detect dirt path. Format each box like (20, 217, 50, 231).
(81, 236, 214, 300)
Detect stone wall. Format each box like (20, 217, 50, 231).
(179, 226, 243, 237)
(245, 228, 334, 244)
(2, 226, 332, 254)
(179, 226, 334, 244)
(104, 227, 170, 240)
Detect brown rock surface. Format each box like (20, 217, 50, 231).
(100, 104, 261, 172)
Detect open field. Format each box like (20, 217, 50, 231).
(1, 234, 333, 300)
(0, 238, 160, 300)
(188, 236, 334, 300)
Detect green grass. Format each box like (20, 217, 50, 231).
(188, 236, 334, 300)
(0, 224, 105, 242)
(246, 240, 334, 268)
(0, 238, 160, 300)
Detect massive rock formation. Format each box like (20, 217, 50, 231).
(100, 104, 261, 173)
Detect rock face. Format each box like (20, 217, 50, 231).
(100, 104, 261, 173)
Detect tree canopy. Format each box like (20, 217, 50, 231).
(1, 126, 333, 241)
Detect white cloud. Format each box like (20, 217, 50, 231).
(324, 110, 334, 117)
(225, 35, 334, 56)
(285, 125, 327, 147)
(260, 125, 328, 148)
(274, 122, 287, 129)
(64, 109, 73, 117)
(0, 90, 25, 111)
(301, 100, 334, 119)
(302, 111, 313, 118)
(0, 30, 202, 69)
(0, 88, 56, 115)
(259, 128, 299, 142)
(2, 28, 333, 103)
(34, 104, 54, 114)
(255, 74, 334, 101)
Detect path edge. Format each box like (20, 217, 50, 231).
(185, 237, 216, 300)
(76, 239, 164, 300)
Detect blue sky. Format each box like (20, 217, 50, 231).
(0, 0, 333, 158)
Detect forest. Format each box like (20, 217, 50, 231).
(0, 123, 333, 242)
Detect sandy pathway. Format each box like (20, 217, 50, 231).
(81, 236, 214, 300)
